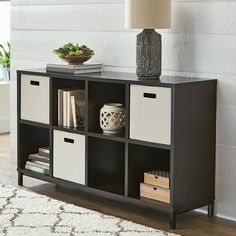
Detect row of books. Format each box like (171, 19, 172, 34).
(46, 63, 103, 75)
(58, 88, 85, 128)
(25, 147, 50, 175)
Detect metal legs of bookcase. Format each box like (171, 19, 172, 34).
(18, 172, 23, 186)
(169, 201, 214, 229)
(208, 201, 214, 217)
(169, 211, 176, 229)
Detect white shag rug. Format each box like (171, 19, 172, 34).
(0, 183, 179, 236)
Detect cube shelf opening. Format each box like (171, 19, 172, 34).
(88, 137, 125, 195)
(88, 81, 126, 137)
(128, 143, 170, 199)
(18, 124, 50, 172)
(51, 77, 85, 128)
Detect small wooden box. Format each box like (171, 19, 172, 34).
(140, 183, 170, 204)
(144, 170, 169, 189)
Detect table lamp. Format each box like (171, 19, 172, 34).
(125, 0, 171, 78)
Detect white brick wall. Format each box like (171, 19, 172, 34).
(10, 0, 236, 221)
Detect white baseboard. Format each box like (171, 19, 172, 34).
(195, 208, 236, 222)
(0, 117, 10, 133)
(216, 213, 236, 222)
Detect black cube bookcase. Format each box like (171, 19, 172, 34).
(17, 69, 217, 228)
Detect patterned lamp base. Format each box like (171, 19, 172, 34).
(136, 29, 162, 79)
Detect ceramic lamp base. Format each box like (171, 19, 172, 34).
(136, 29, 161, 79)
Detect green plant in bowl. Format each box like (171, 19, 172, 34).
(53, 43, 94, 64)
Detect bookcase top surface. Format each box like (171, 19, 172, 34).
(17, 68, 217, 86)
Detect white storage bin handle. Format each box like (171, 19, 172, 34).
(143, 92, 156, 99)
(64, 137, 74, 144)
(30, 80, 40, 86)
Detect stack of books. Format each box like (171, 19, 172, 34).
(46, 63, 103, 74)
(58, 88, 85, 128)
(25, 147, 50, 175)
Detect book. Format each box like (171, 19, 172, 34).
(66, 91, 71, 127)
(58, 89, 63, 126)
(63, 90, 68, 126)
(46, 67, 102, 75)
(71, 96, 77, 128)
(33, 160, 50, 167)
(25, 164, 49, 175)
(71, 95, 85, 128)
(59, 88, 71, 127)
(28, 153, 49, 163)
(26, 161, 49, 170)
(66, 89, 85, 127)
(47, 63, 103, 70)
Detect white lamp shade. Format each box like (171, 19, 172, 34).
(125, 0, 171, 29)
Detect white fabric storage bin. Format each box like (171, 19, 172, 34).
(21, 74, 50, 124)
(130, 85, 171, 145)
(53, 130, 85, 185)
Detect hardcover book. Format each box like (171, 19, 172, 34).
(46, 63, 103, 74)
(25, 164, 49, 175)
(28, 153, 49, 163)
(26, 161, 49, 170)
(47, 63, 103, 70)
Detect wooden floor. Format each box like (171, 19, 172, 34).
(0, 133, 236, 236)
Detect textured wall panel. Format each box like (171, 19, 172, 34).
(11, 0, 235, 6)
(217, 105, 236, 147)
(11, 2, 236, 34)
(11, 30, 236, 74)
(216, 145, 236, 220)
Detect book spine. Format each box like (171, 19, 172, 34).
(76, 91, 86, 126)
(58, 89, 63, 126)
(38, 152, 50, 157)
(46, 64, 103, 70)
(71, 96, 77, 128)
(33, 161, 50, 167)
(74, 69, 102, 74)
(63, 91, 67, 127)
(29, 154, 49, 160)
(25, 164, 49, 175)
(46, 68, 102, 74)
(67, 91, 71, 127)
(28, 156, 49, 164)
(58, 89, 60, 125)
(26, 161, 49, 170)
(60, 90, 63, 126)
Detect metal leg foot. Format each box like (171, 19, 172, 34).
(18, 172, 23, 186)
(170, 212, 176, 229)
(208, 201, 214, 217)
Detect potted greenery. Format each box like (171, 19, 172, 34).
(53, 43, 94, 64)
(0, 42, 10, 82)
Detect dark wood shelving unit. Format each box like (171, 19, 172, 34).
(17, 69, 217, 228)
